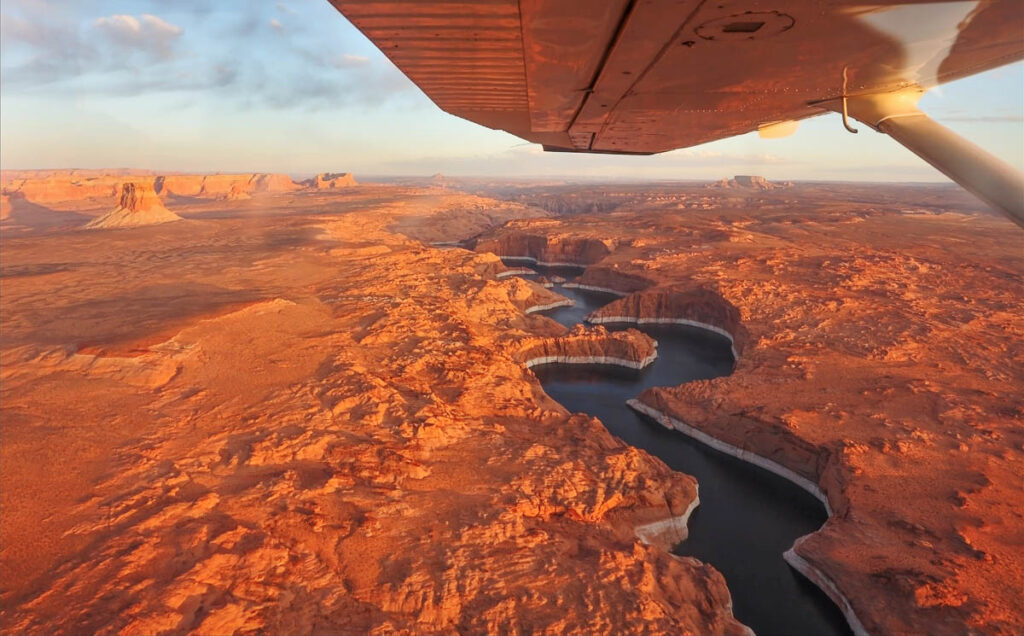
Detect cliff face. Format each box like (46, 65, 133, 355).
(516, 324, 658, 370)
(471, 191, 1024, 636)
(475, 220, 614, 265)
(84, 182, 182, 229)
(588, 287, 748, 357)
(0, 172, 301, 205)
(1, 176, 122, 203)
(156, 173, 300, 198)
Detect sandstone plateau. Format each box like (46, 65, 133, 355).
(85, 182, 183, 229)
(2, 175, 1021, 636)
(0, 178, 749, 636)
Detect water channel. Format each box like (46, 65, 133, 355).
(513, 261, 851, 636)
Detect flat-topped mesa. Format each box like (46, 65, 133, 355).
(588, 287, 748, 359)
(85, 182, 182, 229)
(155, 173, 300, 198)
(1, 175, 123, 204)
(309, 172, 358, 189)
(516, 324, 657, 370)
(709, 175, 790, 191)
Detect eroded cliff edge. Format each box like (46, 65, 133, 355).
(0, 188, 751, 636)
(476, 202, 1024, 636)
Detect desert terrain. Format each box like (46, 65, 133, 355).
(1, 172, 1022, 635)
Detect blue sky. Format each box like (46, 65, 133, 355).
(1, 0, 1021, 180)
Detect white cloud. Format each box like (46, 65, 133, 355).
(333, 53, 369, 68)
(93, 13, 183, 59)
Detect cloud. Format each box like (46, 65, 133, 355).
(276, 3, 297, 14)
(334, 53, 369, 68)
(1, 3, 414, 111)
(94, 14, 184, 59)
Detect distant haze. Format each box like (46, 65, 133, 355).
(1, 0, 1021, 181)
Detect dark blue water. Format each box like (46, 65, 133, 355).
(514, 262, 851, 636)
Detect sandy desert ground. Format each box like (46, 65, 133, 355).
(1, 172, 1022, 635)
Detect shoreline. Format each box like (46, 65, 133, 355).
(525, 299, 574, 314)
(625, 399, 870, 636)
(496, 268, 536, 279)
(498, 255, 587, 268)
(562, 282, 629, 297)
(523, 353, 657, 370)
(588, 315, 739, 360)
(634, 490, 701, 547)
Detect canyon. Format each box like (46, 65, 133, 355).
(474, 182, 1024, 636)
(1, 175, 1021, 635)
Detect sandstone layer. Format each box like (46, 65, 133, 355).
(155, 173, 301, 198)
(588, 287, 749, 359)
(85, 182, 183, 229)
(515, 324, 658, 370)
(1, 182, 749, 635)
(473, 221, 615, 265)
(473, 183, 1024, 636)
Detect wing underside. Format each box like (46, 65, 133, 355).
(329, 0, 1023, 154)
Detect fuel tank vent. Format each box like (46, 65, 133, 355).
(696, 11, 795, 40)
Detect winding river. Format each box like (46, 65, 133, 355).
(516, 262, 851, 636)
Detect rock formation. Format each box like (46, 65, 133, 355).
(474, 221, 615, 265)
(709, 175, 788, 190)
(155, 173, 299, 198)
(309, 172, 358, 189)
(516, 324, 658, 369)
(588, 287, 749, 358)
(84, 182, 182, 229)
(0, 172, 300, 207)
(470, 187, 1024, 636)
(1, 175, 122, 204)
(1, 186, 751, 636)
(223, 183, 251, 200)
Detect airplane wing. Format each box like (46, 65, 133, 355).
(328, 1, 1021, 153)
(328, 0, 1024, 224)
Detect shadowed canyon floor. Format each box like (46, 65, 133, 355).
(1, 177, 1022, 635)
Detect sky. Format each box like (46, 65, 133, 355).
(1, 0, 1021, 181)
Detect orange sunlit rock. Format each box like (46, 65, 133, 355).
(308, 171, 359, 189)
(0, 174, 753, 636)
(85, 182, 183, 229)
(473, 181, 1024, 636)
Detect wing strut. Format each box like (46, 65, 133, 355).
(828, 89, 1024, 228)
